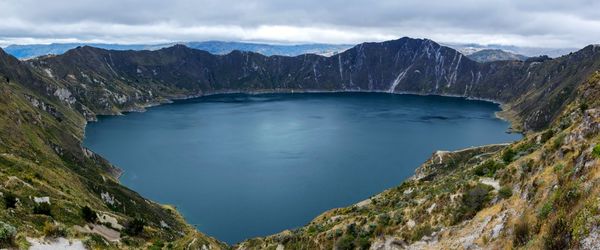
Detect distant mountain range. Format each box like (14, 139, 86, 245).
(445, 43, 578, 58)
(465, 49, 528, 63)
(3, 41, 353, 59)
(4, 40, 578, 62)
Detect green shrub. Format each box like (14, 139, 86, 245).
(33, 202, 52, 216)
(377, 213, 390, 226)
(124, 218, 146, 236)
(551, 133, 566, 150)
(538, 202, 553, 219)
(513, 219, 530, 247)
(502, 148, 516, 163)
(3, 193, 17, 209)
(540, 130, 555, 143)
(553, 164, 564, 173)
(498, 186, 513, 199)
(592, 144, 600, 158)
(473, 160, 504, 177)
(149, 240, 165, 250)
(454, 184, 493, 222)
(81, 206, 97, 223)
(335, 234, 355, 250)
(0, 221, 16, 247)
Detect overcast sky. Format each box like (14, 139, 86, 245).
(1, 0, 599, 48)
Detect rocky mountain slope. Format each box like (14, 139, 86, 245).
(0, 37, 599, 249)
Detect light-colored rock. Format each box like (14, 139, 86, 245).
(27, 237, 86, 250)
(33, 196, 50, 204)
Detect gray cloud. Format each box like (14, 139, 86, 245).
(0, 0, 599, 47)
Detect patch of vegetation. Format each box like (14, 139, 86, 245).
(3, 193, 17, 209)
(0, 221, 16, 248)
(473, 160, 504, 177)
(149, 240, 165, 250)
(124, 218, 146, 236)
(43, 221, 66, 238)
(454, 184, 493, 223)
(498, 186, 513, 199)
(513, 218, 530, 247)
(538, 202, 553, 220)
(592, 144, 600, 158)
(33, 202, 52, 216)
(410, 224, 433, 242)
(553, 163, 564, 173)
(579, 102, 588, 113)
(554, 181, 581, 207)
(335, 234, 355, 250)
(544, 213, 571, 250)
(551, 133, 566, 150)
(540, 130, 555, 144)
(502, 148, 516, 163)
(80, 206, 97, 223)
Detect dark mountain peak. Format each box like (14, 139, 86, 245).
(160, 43, 192, 51)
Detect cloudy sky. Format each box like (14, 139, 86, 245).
(1, 0, 599, 48)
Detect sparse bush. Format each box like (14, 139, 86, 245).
(124, 218, 146, 236)
(149, 240, 165, 250)
(540, 130, 554, 144)
(43, 221, 66, 238)
(513, 218, 530, 247)
(3, 193, 17, 209)
(498, 186, 513, 199)
(81, 206, 97, 223)
(544, 214, 571, 249)
(473, 160, 504, 177)
(336, 234, 355, 250)
(377, 213, 390, 226)
(411, 224, 433, 242)
(553, 164, 564, 173)
(502, 148, 516, 163)
(555, 182, 581, 207)
(579, 102, 588, 113)
(33, 202, 52, 216)
(551, 133, 566, 150)
(0, 221, 16, 247)
(454, 184, 493, 223)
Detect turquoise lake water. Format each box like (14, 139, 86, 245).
(83, 93, 521, 243)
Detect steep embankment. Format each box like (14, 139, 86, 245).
(0, 37, 599, 249)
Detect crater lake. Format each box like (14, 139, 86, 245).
(83, 92, 522, 244)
